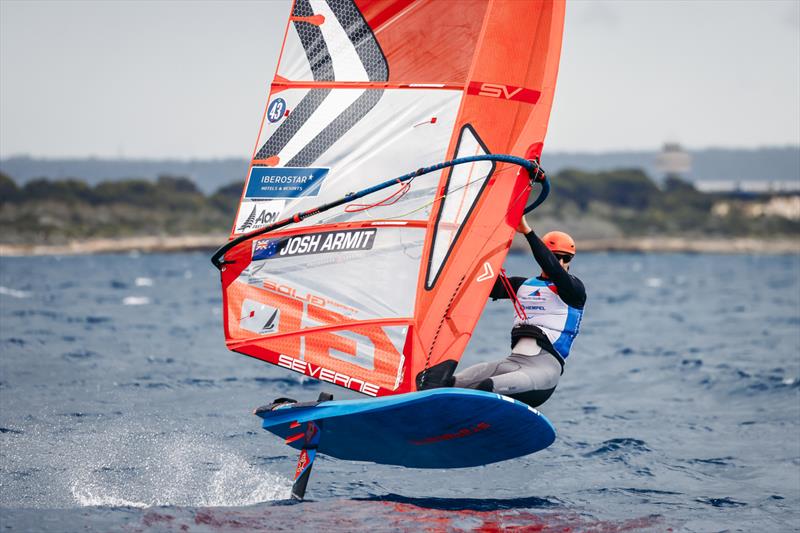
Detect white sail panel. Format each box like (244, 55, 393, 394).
(265, 90, 367, 165)
(232, 226, 423, 326)
(233, 88, 462, 232)
(308, 0, 370, 81)
(276, 0, 387, 83)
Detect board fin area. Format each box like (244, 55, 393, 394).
(260, 392, 335, 500)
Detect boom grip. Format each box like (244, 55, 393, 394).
(524, 176, 550, 213)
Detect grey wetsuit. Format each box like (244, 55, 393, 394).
(453, 231, 586, 408)
(453, 339, 562, 407)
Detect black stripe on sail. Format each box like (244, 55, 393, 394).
(287, 89, 382, 166)
(254, 0, 333, 161)
(286, 0, 389, 166)
(327, 0, 389, 82)
(292, 0, 335, 81)
(254, 89, 330, 161)
(256, 0, 389, 165)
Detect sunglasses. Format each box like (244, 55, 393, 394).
(554, 253, 573, 264)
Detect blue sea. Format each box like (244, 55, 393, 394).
(1, 250, 798, 532)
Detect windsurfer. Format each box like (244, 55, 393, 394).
(451, 215, 586, 407)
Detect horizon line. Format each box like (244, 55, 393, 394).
(2, 144, 799, 162)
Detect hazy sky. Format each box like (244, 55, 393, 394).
(1, 0, 798, 159)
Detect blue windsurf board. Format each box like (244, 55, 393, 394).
(255, 388, 556, 469)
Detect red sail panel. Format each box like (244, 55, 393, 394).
(356, 0, 488, 83)
(411, 0, 566, 388)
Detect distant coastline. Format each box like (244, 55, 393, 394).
(0, 234, 228, 257)
(2, 169, 797, 257)
(1, 233, 796, 257)
(3, 147, 798, 193)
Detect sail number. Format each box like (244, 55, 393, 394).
(233, 280, 403, 394)
(267, 98, 287, 123)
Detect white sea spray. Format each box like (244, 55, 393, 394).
(122, 296, 150, 306)
(0, 286, 31, 299)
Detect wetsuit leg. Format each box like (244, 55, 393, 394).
(488, 353, 561, 406)
(452, 359, 522, 390)
(453, 350, 562, 408)
(508, 387, 556, 408)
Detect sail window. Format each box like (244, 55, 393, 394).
(426, 125, 495, 288)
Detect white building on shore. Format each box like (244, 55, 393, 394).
(655, 143, 692, 177)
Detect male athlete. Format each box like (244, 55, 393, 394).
(451, 215, 586, 407)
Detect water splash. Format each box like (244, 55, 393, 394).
(2, 419, 291, 509)
(69, 487, 149, 508)
(68, 432, 292, 508)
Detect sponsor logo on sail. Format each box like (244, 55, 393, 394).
(234, 200, 284, 235)
(252, 228, 377, 261)
(257, 277, 359, 315)
(277, 354, 381, 396)
(245, 167, 329, 199)
(467, 81, 541, 104)
(240, 299, 280, 334)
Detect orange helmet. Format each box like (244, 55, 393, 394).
(541, 231, 576, 255)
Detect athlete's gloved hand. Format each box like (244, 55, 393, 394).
(516, 215, 532, 234)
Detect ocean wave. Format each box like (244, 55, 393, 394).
(62, 349, 99, 360)
(696, 497, 747, 508)
(0, 286, 31, 299)
(584, 438, 651, 457)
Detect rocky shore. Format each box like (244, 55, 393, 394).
(1, 233, 797, 257)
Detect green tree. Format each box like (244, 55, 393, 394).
(210, 182, 243, 214)
(21, 178, 95, 204)
(0, 172, 19, 203)
(548, 168, 660, 211)
(93, 179, 158, 207)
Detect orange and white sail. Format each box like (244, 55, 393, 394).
(218, 0, 565, 396)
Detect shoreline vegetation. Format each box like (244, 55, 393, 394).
(1, 169, 797, 257)
(0, 234, 797, 257)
